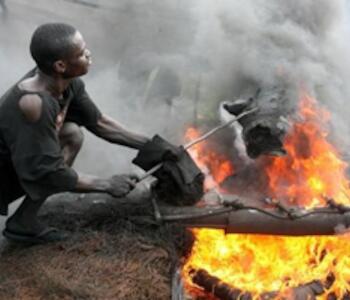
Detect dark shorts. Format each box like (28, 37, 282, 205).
(0, 160, 25, 215)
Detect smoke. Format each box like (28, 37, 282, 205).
(189, 0, 350, 152)
(1, 0, 350, 177)
(192, 1, 348, 95)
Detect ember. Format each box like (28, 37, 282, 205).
(182, 91, 350, 299)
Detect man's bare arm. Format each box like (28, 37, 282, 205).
(73, 172, 136, 197)
(88, 114, 150, 150)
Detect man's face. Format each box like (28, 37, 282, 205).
(61, 31, 92, 78)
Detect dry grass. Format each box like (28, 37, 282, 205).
(0, 208, 192, 300)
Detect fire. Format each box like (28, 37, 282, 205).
(184, 127, 234, 190)
(184, 230, 350, 298)
(264, 91, 350, 208)
(182, 91, 350, 299)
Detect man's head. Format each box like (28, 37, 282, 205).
(30, 23, 92, 78)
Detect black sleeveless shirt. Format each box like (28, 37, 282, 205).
(0, 68, 102, 214)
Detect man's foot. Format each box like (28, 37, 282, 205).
(2, 227, 69, 245)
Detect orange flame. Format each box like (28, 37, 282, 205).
(183, 230, 350, 299)
(183, 91, 350, 299)
(184, 127, 234, 190)
(264, 91, 350, 208)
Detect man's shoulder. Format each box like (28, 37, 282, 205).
(18, 94, 43, 123)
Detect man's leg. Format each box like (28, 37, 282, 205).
(59, 122, 84, 167)
(5, 196, 46, 235)
(5, 123, 84, 239)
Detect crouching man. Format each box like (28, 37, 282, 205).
(0, 23, 175, 244)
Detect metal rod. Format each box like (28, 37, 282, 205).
(151, 197, 162, 222)
(139, 107, 258, 181)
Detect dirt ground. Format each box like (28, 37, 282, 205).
(0, 193, 193, 300)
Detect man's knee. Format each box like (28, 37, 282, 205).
(59, 122, 84, 151)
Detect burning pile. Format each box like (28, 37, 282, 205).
(181, 91, 350, 299)
(264, 91, 350, 208)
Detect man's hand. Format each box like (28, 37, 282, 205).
(106, 174, 138, 197)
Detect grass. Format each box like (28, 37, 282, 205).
(0, 201, 193, 300)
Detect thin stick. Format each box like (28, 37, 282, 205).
(184, 107, 258, 149)
(139, 107, 258, 181)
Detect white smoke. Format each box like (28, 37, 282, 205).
(188, 0, 350, 156)
(1, 0, 350, 176)
(190, 0, 350, 98)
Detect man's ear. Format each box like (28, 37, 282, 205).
(53, 60, 67, 74)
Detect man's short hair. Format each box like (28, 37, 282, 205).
(30, 23, 77, 74)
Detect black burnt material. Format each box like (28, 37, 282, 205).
(223, 87, 292, 159)
(190, 269, 252, 300)
(190, 268, 335, 300)
(133, 135, 204, 206)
